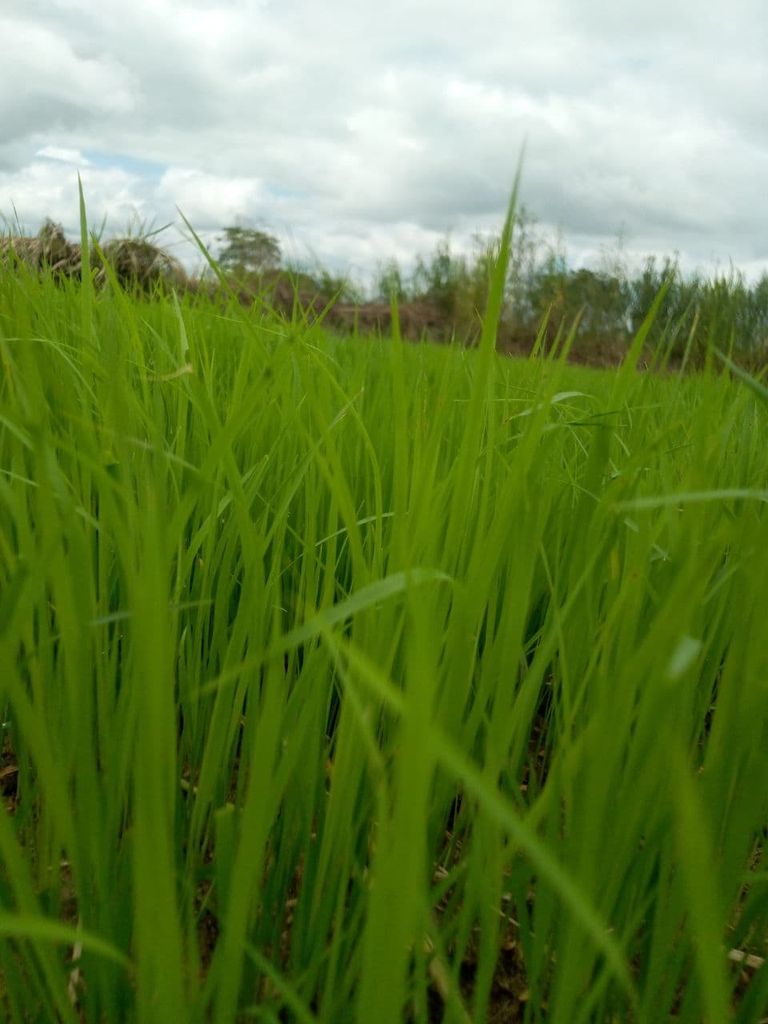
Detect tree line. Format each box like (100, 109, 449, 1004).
(217, 216, 768, 364)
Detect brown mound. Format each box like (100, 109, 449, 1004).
(96, 237, 186, 290)
(1, 221, 187, 292)
(0, 219, 79, 276)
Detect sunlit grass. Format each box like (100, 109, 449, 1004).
(0, 209, 766, 1023)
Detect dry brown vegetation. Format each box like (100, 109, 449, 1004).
(0, 219, 186, 291)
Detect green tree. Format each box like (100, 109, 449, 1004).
(374, 258, 407, 303)
(411, 238, 470, 316)
(217, 225, 281, 276)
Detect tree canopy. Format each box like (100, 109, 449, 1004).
(217, 226, 281, 276)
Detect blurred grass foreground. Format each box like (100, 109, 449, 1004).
(0, 200, 766, 1022)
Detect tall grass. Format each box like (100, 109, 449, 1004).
(0, 224, 766, 1023)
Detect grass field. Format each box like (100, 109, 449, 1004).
(0, 210, 767, 1023)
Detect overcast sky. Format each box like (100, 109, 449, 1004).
(1, 0, 766, 287)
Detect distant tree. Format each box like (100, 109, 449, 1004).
(217, 225, 281, 276)
(528, 262, 631, 344)
(504, 206, 543, 321)
(374, 258, 407, 303)
(411, 237, 470, 315)
(313, 268, 363, 304)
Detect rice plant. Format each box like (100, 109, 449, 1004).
(0, 198, 765, 1023)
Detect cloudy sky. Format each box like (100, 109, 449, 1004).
(1, 0, 766, 286)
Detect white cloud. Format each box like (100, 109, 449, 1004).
(0, 16, 137, 135)
(0, 0, 765, 282)
(157, 168, 265, 226)
(36, 146, 92, 165)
